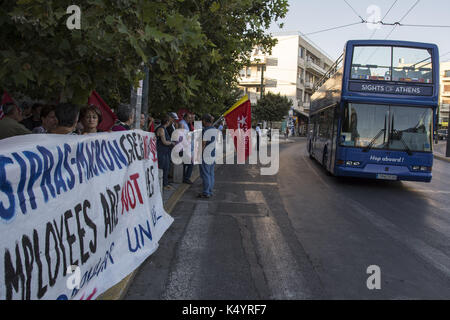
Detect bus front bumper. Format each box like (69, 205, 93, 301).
(335, 164, 432, 182)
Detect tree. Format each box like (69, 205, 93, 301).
(0, 0, 289, 114)
(253, 92, 292, 123)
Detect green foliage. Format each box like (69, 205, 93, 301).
(253, 92, 292, 122)
(0, 0, 289, 114)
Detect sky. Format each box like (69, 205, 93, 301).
(268, 0, 450, 63)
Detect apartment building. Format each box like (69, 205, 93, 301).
(237, 33, 334, 115)
(439, 61, 450, 128)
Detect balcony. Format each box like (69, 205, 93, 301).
(305, 58, 326, 75)
(303, 102, 311, 110)
(239, 77, 264, 86)
(250, 55, 267, 65)
(304, 82, 314, 91)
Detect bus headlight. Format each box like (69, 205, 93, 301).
(345, 161, 361, 166)
(412, 166, 420, 171)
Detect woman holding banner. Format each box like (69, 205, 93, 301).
(80, 104, 103, 134)
(156, 116, 175, 190)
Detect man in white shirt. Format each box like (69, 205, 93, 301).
(179, 113, 194, 184)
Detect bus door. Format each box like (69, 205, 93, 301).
(329, 104, 340, 174)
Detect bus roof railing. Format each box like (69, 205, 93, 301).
(313, 53, 344, 92)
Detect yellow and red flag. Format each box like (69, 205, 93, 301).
(223, 95, 252, 161)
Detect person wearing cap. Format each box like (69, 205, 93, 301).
(0, 102, 32, 140)
(167, 112, 179, 138)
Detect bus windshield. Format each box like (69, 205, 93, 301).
(340, 103, 433, 152)
(351, 46, 433, 83)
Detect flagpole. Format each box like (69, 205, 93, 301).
(216, 94, 250, 127)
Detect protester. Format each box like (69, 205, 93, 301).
(140, 113, 146, 130)
(111, 103, 134, 131)
(80, 104, 102, 134)
(20, 102, 32, 120)
(50, 103, 80, 134)
(32, 105, 58, 133)
(167, 112, 179, 137)
(21, 103, 43, 131)
(156, 116, 175, 190)
(148, 114, 155, 132)
(198, 113, 217, 198)
(188, 113, 195, 131)
(255, 123, 262, 151)
(179, 113, 194, 184)
(0, 102, 32, 139)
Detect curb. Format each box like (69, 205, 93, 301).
(97, 170, 201, 300)
(435, 154, 450, 163)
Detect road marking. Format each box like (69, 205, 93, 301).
(216, 181, 278, 186)
(413, 190, 450, 194)
(162, 202, 211, 299)
(251, 216, 312, 299)
(299, 153, 450, 279)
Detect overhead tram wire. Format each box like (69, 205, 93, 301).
(363, 0, 421, 64)
(357, 0, 399, 61)
(368, 0, 398, 40)
(384, 0, 421, 40)
(303, 21, 364, 36)
(343, 0, 366, 23)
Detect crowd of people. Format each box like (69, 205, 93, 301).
(0, 101, 217, 198)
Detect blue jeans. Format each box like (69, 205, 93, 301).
(183, 163, 193, 181)
(199, 163, 215, 196)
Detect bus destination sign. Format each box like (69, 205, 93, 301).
(349, 82, 433, 96)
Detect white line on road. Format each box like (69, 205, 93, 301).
(244, 190, 313, 299)
(162, 202, 211, 300)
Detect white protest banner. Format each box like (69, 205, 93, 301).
(0, 130, 173, 300)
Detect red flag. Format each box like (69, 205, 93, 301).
(1, 91, 14, 120)
(88, 91, 117, 132)
(223, 95, 252, 161)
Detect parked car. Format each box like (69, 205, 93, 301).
(438, 129, 448, 140)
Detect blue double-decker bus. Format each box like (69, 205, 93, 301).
(307, 40, 439, 182)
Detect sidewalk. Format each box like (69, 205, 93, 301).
(434, 141, 450, 163)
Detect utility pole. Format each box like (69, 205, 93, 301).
(260, 63, 265, 100)
(131, 80, 143, 129)
(142, 65, 149, 120)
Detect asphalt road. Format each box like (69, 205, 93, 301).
(125, 138, 450, 300)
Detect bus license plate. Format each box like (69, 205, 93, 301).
(376, 174, 397, 181)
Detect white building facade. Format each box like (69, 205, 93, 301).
(439, 61, 450, 128)
(238, 33, 335, 115)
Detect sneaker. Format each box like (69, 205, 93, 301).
(197, 193, 210, 198)
(183, 179, 193, 185)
